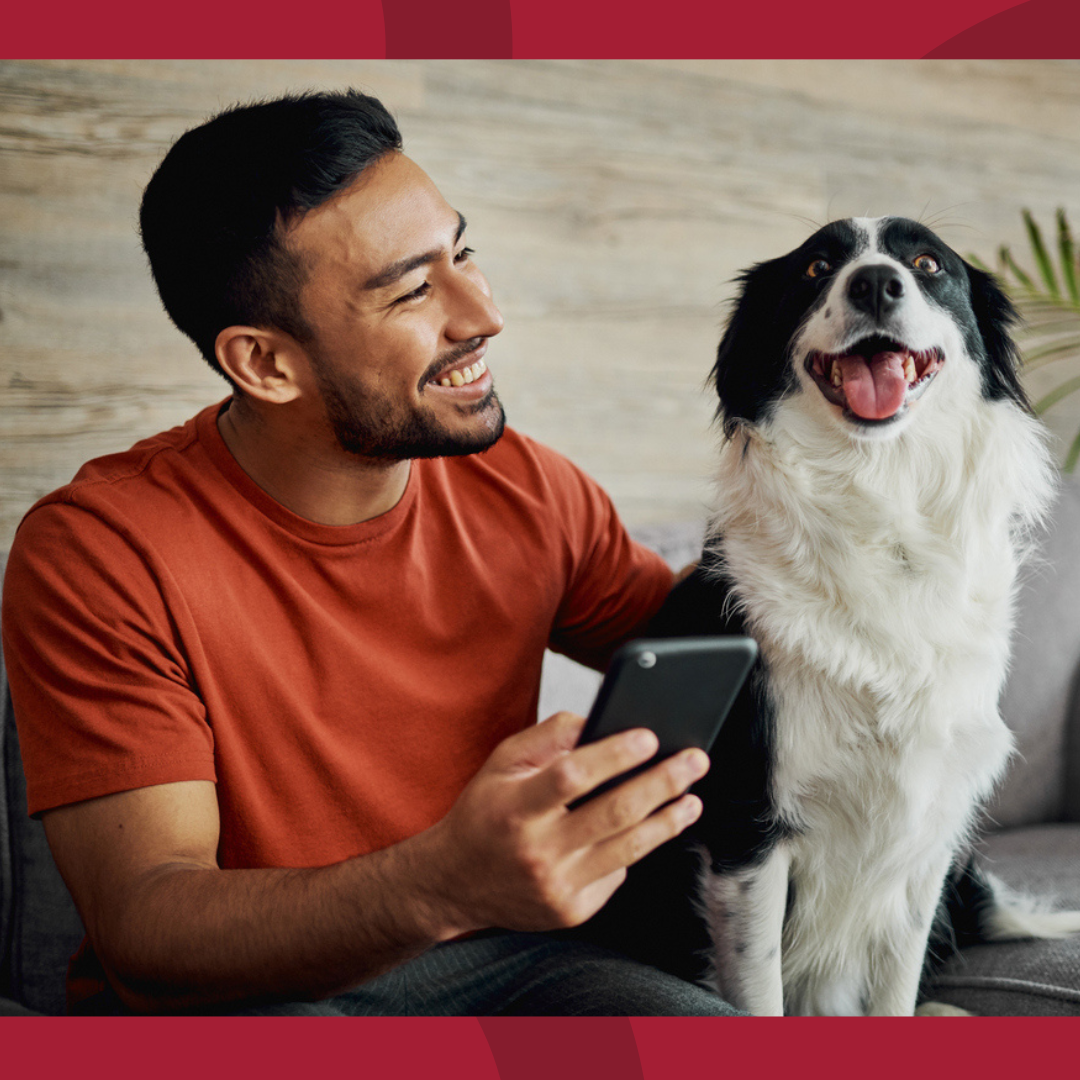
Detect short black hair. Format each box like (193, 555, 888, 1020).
(139, 90, 403, 380)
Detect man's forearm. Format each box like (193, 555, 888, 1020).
(99, 825, 465, 1013)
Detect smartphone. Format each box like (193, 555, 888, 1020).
(570, 636, 757, 806)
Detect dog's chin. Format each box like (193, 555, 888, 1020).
(837, 404, 916, 441)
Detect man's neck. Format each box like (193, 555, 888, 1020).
(217, 399, 411, 526)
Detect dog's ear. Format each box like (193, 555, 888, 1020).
(964, 261, 1032, 410)
(712, 256, 799, 437)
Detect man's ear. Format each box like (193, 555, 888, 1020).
(215, 326, 306, 403)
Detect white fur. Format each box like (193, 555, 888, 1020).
(981, 872, 1080, 940)
(700, 218, 1057, 1015)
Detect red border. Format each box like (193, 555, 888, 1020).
(3, 0, 1079, 1073)
(6, 1014, 1078, 1077)
(4, 0, 1070, 58)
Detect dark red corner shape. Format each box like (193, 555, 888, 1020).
(925, 0, 1076, 56)
(382, 0, 514, 58)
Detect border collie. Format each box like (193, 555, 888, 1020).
(624, 217, 1076, 1015)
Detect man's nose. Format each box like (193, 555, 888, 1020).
(447, 269, 504, 341)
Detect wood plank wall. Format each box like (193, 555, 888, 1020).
(2, 59, 1079, 553)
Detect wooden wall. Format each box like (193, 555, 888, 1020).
(3, 59, 1080, 552)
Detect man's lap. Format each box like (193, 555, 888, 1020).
(74, 931, 745, 1016)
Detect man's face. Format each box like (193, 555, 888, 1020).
(285, 152, 506, 459)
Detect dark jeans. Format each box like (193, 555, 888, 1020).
(76, 931, 745, 1016)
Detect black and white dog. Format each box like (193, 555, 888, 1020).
(597, 217, 1078, 1015)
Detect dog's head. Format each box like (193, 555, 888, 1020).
(712, 217, 1029, 441)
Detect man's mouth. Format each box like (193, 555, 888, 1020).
(435, 356, 487, 388)
(423, 339, 492, 396)
(806, 336, 944, 423)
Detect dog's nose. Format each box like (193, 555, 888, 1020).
(847, 264, 905, 320)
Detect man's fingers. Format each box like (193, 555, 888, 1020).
(574, 792, 704, 893)
(487, 711, 588, 775)
(567, 747, 708, 839)
(523, 727, 662, 813)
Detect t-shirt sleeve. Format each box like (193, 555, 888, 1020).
(535, 444, 675, 672)
(2, 501, 217, 816)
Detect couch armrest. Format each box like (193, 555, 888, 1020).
(1064, 670, 1080, 823)
(991, 476, 1080, 828)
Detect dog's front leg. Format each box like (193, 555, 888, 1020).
(866, 859, 953, 1016)
(698, 844, 790, 1016)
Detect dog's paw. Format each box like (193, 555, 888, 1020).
(915, 1001, 976, 1016)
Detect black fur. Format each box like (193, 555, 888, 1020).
(712, 219, 865, 435)
(568, 564, 789, 986)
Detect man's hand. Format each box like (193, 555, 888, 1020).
(418, 711, 708, 937)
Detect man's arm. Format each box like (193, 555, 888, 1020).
(44, 711, 707, 1014)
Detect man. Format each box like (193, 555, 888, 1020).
(2, 90, 738, 1016)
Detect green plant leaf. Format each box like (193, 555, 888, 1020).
(1000, 245, 1036, 292)
(1023, 343, 1080, 371)
(1057, 208, 1079, 306)
(1065, 426, 1080, 474)
(1024, 208, 1061, 298)
(977, 208, 1080, 472)
(1033, 374, 1080, 414)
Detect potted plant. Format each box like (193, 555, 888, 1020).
(973, 209, 1080, 472)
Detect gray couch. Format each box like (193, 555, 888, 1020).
(3, 479, 1080, 1015)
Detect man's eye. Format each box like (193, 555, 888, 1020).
(454, 246, 475, 264)
(395, 281, 431, 305)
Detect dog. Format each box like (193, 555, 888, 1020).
(590, 216, 1078, 1015)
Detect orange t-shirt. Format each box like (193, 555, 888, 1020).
(3, 401, 672, 871)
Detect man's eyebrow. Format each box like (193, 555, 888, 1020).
(362, 212, 468, 292)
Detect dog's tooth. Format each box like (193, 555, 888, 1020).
(904, 356, 917, 382)
(830, 360, 843, 388)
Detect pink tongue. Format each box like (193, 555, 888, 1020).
(836, 352, 908, 420)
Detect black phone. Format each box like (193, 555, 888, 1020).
(571, 635, 757, 806)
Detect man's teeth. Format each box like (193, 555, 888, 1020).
(439, 358, 487, 387)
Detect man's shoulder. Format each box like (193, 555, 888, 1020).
(12, 404, 221, 555)
(24, 405, 217, 516)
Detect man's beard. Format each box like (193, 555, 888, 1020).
(310, 345, 506, 461)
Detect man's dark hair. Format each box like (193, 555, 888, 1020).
(139, 90, 403, 380)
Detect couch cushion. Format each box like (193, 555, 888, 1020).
(925, 824, 1080, 1016)
(0, 658, 9, 996)
(1, 656, 86, 1014)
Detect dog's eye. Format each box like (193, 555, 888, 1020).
(913, 254, 941, 274)
(806, 259, 832, 279)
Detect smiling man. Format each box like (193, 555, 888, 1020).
(1, 91, 739, 1016)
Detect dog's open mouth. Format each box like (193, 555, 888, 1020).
(806, 336, 945, 423)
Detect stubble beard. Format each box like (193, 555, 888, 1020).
(311, 345, 507, 461)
